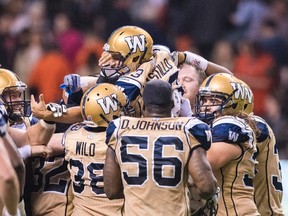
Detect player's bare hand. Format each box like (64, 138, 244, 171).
(99, 51, 113, 66)
(31, 94, 52, 120)
(99, 51, 121, 68)
(31, 145, 52, 158)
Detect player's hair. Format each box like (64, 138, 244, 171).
(143, 80, 173, 110)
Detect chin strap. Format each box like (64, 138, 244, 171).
(139, 45, 148, 64)
(8, 112, 23, 123)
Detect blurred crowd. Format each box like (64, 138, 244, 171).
(1, 0, 288, 159)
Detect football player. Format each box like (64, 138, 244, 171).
(194, 73, 260, 215)
(177, 62, 206, 111)
(104, 79, 218, 216)
(0, 68, 71, 216)
(47, 83, 126, 215)
(0, 108, 24, 216)
(0, 69, 53, 155)
(239, 80, 283, 215)
(98, 26, 232, 117)
(31, 25, 233, 123)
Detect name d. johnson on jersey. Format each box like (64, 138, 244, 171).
(120, 119, 184, 131)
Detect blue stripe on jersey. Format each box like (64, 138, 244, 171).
(106, 121, 117, 145)
(168, 70, 178, 85)
(252, 115, 269, 143)
(116, 79, 141, 102)
(188, 123, 211, 150)
(212, 122, 250, 144)
(255, 120, 269, 142)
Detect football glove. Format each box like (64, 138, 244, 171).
(46, 103, 67, 118)
(60, 74, 81, 95)
(171, 85, 184, 117)
(122, 102, 135, 117)
(179, 98, 193, 117)
(195, 187, 220, 216)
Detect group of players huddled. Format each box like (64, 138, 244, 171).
(0, 25, 283, 216)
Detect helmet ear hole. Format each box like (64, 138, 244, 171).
(132, 56, 139, 62)
(231, 103, 237, 109)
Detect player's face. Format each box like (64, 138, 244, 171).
(178, 64, 201, 107)
(200, 96, 222, 113)
(4, 90, 23, 112)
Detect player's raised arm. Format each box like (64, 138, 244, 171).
(0, 113, 23, 215)
(31, 94, 83, 124)
(0, 138, 20, 216)
(173, 51, 233, 76)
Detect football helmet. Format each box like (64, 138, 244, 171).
(194, 73, 245, 124)
(237, 79, 254, 115)
(80, 83, 127, 127)
(101, 25, 153, 77)
(0, 68, 30, 122)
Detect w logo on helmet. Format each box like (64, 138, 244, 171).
(231, 82, 253, 103)
(124, 35, 146, 53)
(97, 94, 119, 114)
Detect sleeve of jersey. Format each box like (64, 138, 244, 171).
(115, 74, 143, 102)
(105, 118, 120, 150)
(60, 124, 78, 149)
(61, 127, 70, 149)
(186, 118, 212, 151)
(253, 116, 269, 142)
(0, 104, 8, 122)
(67, 89, 84, 107)
(60, 130, 70, 162)
(153, 51, 179, 85)
(212, 117, 254, 146)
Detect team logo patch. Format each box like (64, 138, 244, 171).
(97, 93, 119, 114)
(124, 34, 146, 53)
(103, 43, 110, 52)
(231, 82, 253, 103)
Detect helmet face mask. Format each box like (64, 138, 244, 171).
(195, 91, 234, 124)
(194, 73, 244, 124)
(0, 69, 31, 123)
(101, 25, 153, 76)
(100, 56, 130, 79)
(80, 83, 127, 127)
